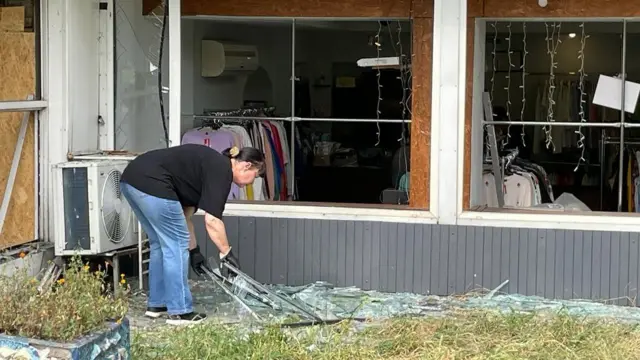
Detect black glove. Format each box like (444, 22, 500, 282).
(219, 249, 240, 279)
(189, 246, 210, 276)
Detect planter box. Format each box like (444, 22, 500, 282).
(0, 318, 130, 360)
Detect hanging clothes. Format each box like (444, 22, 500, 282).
(181, 118, 295, 202)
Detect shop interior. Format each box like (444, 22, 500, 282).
(115, 4, 413, 206)
(478, 21, 640, 213)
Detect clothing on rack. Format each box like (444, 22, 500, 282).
(181, 109, 294, 201)
(482, 153, 554, 208)
(603, 142, 640, 212)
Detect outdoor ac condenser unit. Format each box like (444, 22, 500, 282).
(201, 40, 260, 77)
(53, 161, 136, 256)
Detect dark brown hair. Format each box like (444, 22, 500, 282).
(222, 147, 265, 174)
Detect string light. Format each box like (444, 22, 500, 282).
(392, 20, 411, 200)
(396, 20, 412, 120)
(486, 21, 498, 157)
(544, 22, 562, 151)
(502, 22, 514, 149)
(374, 21, 383, 146)
(574, 22, 589, 171)
(519, 22, 528, 147)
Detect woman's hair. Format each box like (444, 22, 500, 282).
(222, 146, 265, 173)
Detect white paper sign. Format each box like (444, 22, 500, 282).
(593, 74, 640, 113)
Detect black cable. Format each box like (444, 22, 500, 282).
(157, 0, 169, 147)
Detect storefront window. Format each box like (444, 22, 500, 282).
(471, 20, 635, 214)
(178, 17, 418, 207)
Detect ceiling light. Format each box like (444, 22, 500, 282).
(568, 33, 576, 38)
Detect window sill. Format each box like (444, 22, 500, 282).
(458, 209, 640, 232)
(195, 202, 436, 223)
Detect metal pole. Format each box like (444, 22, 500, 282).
(70, 155, 137, 161)
(483, 120, 620, 127)
(290, 19, 296, 200)
(600, 131, 605, 211)
(192, 115, 293, 122)
(137, 221, 144, 291)
(296, 117, 412, 123)
(617, 20, 627, 212)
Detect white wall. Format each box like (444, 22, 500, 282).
(186, 20, 293, 119)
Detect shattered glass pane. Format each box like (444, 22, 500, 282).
(128, 277, 640, 329)
(114, 0, 169, 152)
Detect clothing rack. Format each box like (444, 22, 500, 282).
(191, 107, 289, 123)
(184, 106, 297, 201)
(599, 134, 640, 211)
(205, 106, 276, 118)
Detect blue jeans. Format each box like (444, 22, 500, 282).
(120, 182, 193, 315)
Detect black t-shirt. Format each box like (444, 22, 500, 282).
(121, 144, 232, 218)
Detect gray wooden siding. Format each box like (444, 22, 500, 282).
(193, 216, 640, 304)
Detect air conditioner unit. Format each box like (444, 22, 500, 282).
(201, 40, 260, 77)
(53, 161, 136, 256)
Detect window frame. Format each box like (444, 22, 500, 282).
(458, 17, 640, 232)
(164, 5, 432, 217)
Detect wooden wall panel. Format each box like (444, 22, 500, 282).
(144, 0, 413, 17)
(409, 18, 432, 209)
(484, 0, 640, 17)
(462, 18, 474, 210)
(468, 0, 484, 17)
(411, 0, 433, 18)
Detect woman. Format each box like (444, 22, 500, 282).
(120, 144, 264, 325)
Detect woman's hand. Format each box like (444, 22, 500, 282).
(189, 246, 209, 275)
(219, 248, 240, 278)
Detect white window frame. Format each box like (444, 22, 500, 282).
(0, 0, 49, 242)
(98, 0, 115, 151)
(164, 1, 438, 223)
(456, 17, 640, 233)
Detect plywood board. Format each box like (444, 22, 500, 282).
(484, 0, 640, 17)
(144, 0, 412, 17)
(0, 6, 25, 32)
(409, 18, 432, 209)
(0, 32, 34, 101)
(0, 31, 36, 250)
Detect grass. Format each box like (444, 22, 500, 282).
(131, 310, 640, 359)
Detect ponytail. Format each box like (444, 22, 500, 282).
(222, 146, 240, 158)
(222, 146, 265, 173)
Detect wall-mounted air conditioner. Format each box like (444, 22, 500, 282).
(201, 40, 260, 77)
(53, 161, 137, 256)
